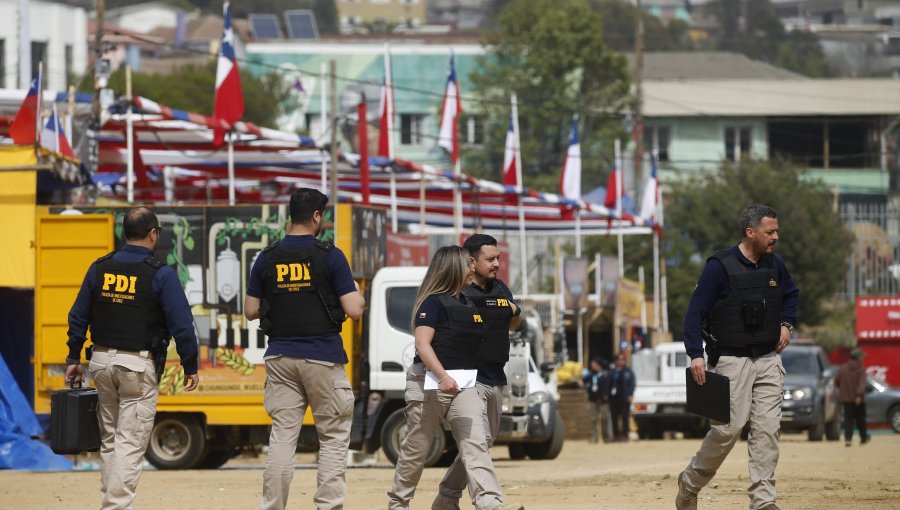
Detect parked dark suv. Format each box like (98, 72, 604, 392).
(780, 344, 841, 441)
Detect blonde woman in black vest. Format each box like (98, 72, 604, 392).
(387, 246, 517, 510)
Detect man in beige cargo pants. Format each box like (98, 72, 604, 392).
(676, 205, 799, 510)
(65, 207, 200, 510)
(245, 188, 365, 510)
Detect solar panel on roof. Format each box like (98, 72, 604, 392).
(249, 13, 283, 40)
(284, 10, 319, 40)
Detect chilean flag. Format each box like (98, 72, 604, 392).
(378, 67, 394, 158)
(502, 115, 517, 187)
(559, 116, 581, 200)
(41, 109, 75, 158)
(639, 154, 659, 225)
(604, 160, 620, 209)
(10, 74, 41, 144)
(213, 1, 244, 146)
(437, 53, 462, 163)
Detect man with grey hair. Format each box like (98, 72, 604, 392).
(676, 204, 799, 510)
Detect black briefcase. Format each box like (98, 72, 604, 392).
(50, 382, 101, 454)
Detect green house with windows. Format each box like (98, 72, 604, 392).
(246, 41, 486, 164)
(641, 78, 900, 201)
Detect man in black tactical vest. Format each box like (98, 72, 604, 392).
(433, 234, 523, 510)
(244, 188, 365, 510)
(676, 205, 799, 510)
(65, 206, 200, 510)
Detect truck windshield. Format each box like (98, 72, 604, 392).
(781, 349, 820, 375)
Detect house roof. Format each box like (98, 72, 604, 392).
(105, 1, 187, 17)
(643, 79, 900, 117)
(148, 14, 252, 43)
(625, 52, 805, 81)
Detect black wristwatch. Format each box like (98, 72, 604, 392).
(780, 322, 794, 334)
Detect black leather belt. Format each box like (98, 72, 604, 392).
(718, 344, 775, 358)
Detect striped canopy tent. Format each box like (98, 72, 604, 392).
(92, 98, 651, 235)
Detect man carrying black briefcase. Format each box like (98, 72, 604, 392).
(65, 207, 200, 510)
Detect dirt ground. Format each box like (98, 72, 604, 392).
(2, 432, 899, 510)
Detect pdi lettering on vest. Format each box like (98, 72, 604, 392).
(275, 263, 313, 291)
(473, 314, 484, 323)
(102, 273, 137, 293)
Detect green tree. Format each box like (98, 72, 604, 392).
(95, 61, 291, 128)
(591, 0, 695, 52)
(662, 160, 852, 340)
(468, 0, 632, 193)
(704, 0, 833, 77)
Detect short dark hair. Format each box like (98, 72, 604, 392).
(290, 188, 329, 224)
(463, 233, 498, 258)
(740, 204, 777, 237)
(123, 206, 159, 241)
(590, 357, 605, 368)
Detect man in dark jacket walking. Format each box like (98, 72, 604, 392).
(609, 353, 636, 442)
(836, 348, 869, 446)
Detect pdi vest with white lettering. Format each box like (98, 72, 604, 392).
(260, 240, 345, 338)
(89, 253, 167, 351)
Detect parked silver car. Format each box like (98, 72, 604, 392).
(780, 344, 841, 441)
(865, 377, 900, 433)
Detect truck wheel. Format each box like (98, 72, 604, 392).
(825, 407, 841, 441)
(196, 446, 237, 469)
(523, 410, 564, 460)
(380, 408, 445, 467)
(807, 411, 825, 441)
(146, 414, 208, 470)
(508, 443, 527, 460)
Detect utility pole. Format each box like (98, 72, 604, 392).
(633, 0, 645, 185)
(18, 0, 31, 88)
(329, 60, 339, 226)
(90, 0, 106, 173)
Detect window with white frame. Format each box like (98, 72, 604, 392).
(725, 126, 752, 162)
(643, 125, 671, 163)
(400, 114, 426, 145)
(464, 115, 485, 145)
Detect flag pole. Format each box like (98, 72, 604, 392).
(126, 64, 134, 203)
(227, 130, 235, 205)
(384, 43, 398, 233)
(454, 159, 462, 235)
(639, 265, 647, 336)
(512, 93, 527, 295)
(615, 138, 624, 277)
(419, 170, 426, 232)
(66, 84, 75, 147)
(52, 103, 60, 152)
(34, 62, 43, 150)
(653, 226, 660, 333)
(320, 61, 327, 194)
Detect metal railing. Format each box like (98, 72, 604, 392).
(838, 202, 900, 300)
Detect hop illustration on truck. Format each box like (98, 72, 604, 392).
(215, 347, 255, 376)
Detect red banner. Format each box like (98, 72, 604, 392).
(386, 233, 429, 267)
(856, 296, 900, 342)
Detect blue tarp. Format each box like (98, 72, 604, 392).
(0, 354, 72, 471)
